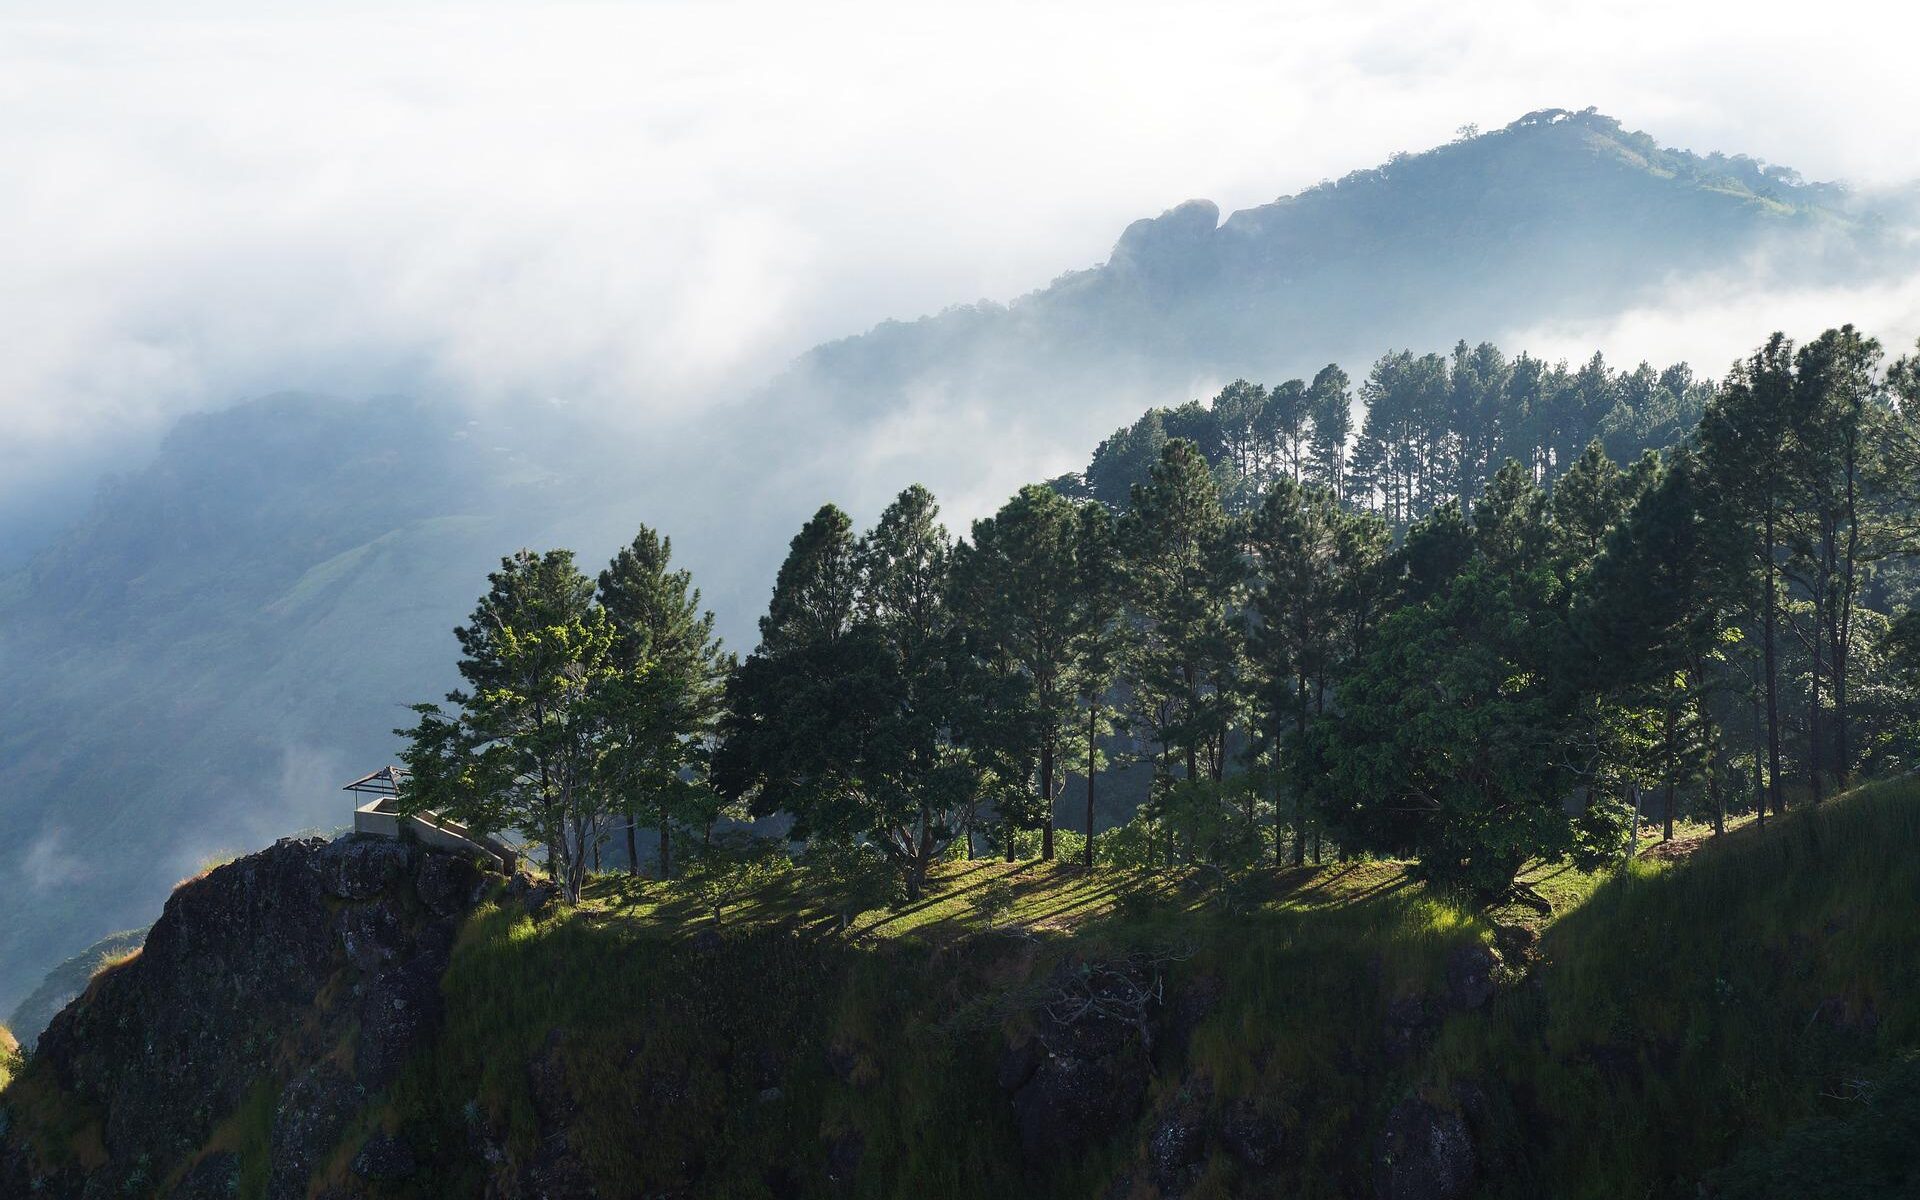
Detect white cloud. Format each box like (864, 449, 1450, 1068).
(3, 0, 1919, 520)
(22, 828, 90, 891)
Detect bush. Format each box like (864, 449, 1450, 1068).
(675, 832, 789, 925)
(804, 838, 900, 931)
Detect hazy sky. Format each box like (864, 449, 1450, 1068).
(5, 0, 1920, 524)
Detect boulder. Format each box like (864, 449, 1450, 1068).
(355, 925, 454, 1089)
(1146, 1080, 1211, 1195)
(319, 838, 412, 901)
(352, 1132, 418, 1181)
(825, 1129, 864, 1190)
(417, 853, 484, 919)
(1445, 944, 1500, 1012)
(1375, 1094, 1476, 1200)
(1218, 1097, 1285, 1169)
(172, 1152, 241, 1199)
(270, 1064, 363, 1200)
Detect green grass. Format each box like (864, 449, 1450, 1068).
(1434, 776, 1920, 1198)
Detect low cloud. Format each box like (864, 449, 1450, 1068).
(3, 0, 1919, 528)
(22, 829, 90, 892)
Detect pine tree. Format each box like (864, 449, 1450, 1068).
(597, 526, 728, 878)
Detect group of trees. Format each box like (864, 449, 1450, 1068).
(395, 531, 728, 902)
(1071, 341, 1709, 523)
(400, 327, 1920, 911)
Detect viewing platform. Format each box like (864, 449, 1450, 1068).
(344, 766, 519, 874)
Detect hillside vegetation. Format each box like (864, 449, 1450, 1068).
(4, 780, 1914, 1197)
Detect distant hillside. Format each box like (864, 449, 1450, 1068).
(0, 109, 1909, 1010)
(771, 108, 1893, 441)
(4, 930, 144, 1052)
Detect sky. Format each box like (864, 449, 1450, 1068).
(5, 0, 1920, 539)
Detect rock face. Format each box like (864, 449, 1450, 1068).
(0, 834, 491, 1198)
(1001, 959, 1159, 1161)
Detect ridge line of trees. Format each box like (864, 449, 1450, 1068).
(399, 328, 1920, 910)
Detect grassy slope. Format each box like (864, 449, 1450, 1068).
(7, 781, 1913, 1198)
(373, 783, 1916, 1199)
(1444, 777, 1920, 1198)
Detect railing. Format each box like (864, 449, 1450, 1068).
(352, 796, 519, 873)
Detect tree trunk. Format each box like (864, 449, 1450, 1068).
(1763, 511, 1782, 821)
(1662, 685, 1678, 842)
(1272, 717, 1287, 868)
(626, 815, 640, 878)
(1834, 438, 1860, 786)
(1085, 704, 1098, 871)
(658, 802, 672, 880)
(1809, 582, 1826, 805)
(1039, 739, 1056, 861)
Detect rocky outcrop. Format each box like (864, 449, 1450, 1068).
(1375, 1090, 1479, 1200)
(1000, 957, 1166, 1162)
(0, 834, 493, 1198)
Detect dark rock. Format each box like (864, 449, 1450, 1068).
(995, 1036, 1044, 1093)
(13, 835, 477, 1195)
(1146, 1079, 1211, 1194)
(356, 927, 453, 1089)
(524, 1131, 596, 1200)
(352, 1132, 418, 1181)
(1383, 993, 1432, 1062)
(1492, 924, 1537, 961)
(1813, 994, 1881, 1036)
(319, 838, 413, 901)
(506, 873, 556, 917)
(416, 852, 485, 918)
(1375, 1095, 1476, 1200)
(1011, 1049, 1148, 1161)
(1008, 957, 1158, 1160)
(1445, 944, 1500, 1012)
(825, 1129, 864, 1189)
(1218, 1098, 1285, 1168)
(172, 1152, 241, 1199)
(336, 900, 407, 973)
(1165, 973, 1221, 1058)
(825, 1040, 863, 1086)
(31, 837, 334, 1174)
(270, 1064, 362, 1200)
(529, 1030, 578, 1127)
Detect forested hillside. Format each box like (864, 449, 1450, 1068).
(1, 109, 1912, 1016)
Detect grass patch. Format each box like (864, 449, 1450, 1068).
(1434, 777, 1920, 1198)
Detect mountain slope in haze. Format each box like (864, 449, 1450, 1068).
(0, 109, 1909, 1009)
(776, 107, 1893, 445)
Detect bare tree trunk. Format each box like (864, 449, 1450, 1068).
(1040, 738, 1056, 861)
(1763, 514, 1782, 822)
(1809, 584, 1826, 805)
(658, 801, 672, 880)
(1085, 704, 1098, 872)
(1662, 684, 1678, 842)
(626, 815, 640, 878)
